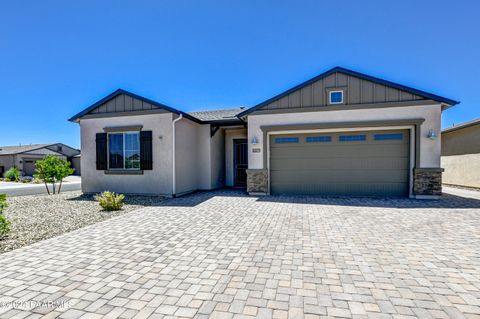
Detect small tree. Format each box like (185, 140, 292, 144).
(34, 155, 75, 195)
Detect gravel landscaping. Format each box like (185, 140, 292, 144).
(0, 191, 165, 253)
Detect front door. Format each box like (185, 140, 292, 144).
(233, 139, 248, 187)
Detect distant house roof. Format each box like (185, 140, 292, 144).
(0, 143, 80, 156)
(238, 66, 460, 117)
(0, 144, 55, 155)
(442, 118, 480, 134)
(188, 109, 244, 124)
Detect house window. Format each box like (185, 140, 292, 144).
(275, 137, 299, 144)
(374, 133, 403, 141)
(57, 145, 63, 152)
(329, 90, 344, 104)
(339, 134, 366, 142)
(108, 132, 140, 169)
(306, 136, 332, 143)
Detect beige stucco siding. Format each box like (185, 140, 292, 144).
(442, 154, 480, 188)
(442, 125, 480, 156)
(175, 120, 225, 194)
(210, 128, 225, 189)
(0, 155, 15, 175)
(248, 104, 442, 169)
(175, 119, 205, 195)
(225, 128, 247, 187)
(80, 113, 174, 195)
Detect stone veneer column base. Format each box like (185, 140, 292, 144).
(413, 168, 444, 197)
(246, 169, 268, 195)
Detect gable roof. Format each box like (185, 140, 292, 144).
(69, 89, 202, 123)
(237, 66, 460, 118)
(0, 144, 58, 156)
(442, 118, 480, 134)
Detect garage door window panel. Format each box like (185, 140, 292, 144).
(339, 134, 366, 142)
(306, 136, 332, 143)
(274, 137, 299, 144)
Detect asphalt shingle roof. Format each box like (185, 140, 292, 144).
(0, 144, 53, 156)
(188, 108, 244, 122)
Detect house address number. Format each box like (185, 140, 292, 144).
(252, 148, 261, 153)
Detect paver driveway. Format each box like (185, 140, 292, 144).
(0, 190, 480, 319)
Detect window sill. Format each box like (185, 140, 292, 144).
(104, 170, 143, 175)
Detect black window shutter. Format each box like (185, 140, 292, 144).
(140, 131, 153, 170)
(96, 133, 107, 170)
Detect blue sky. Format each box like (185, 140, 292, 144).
(1, 1, 478, 148)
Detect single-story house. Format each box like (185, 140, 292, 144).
(441, 118, 480, 188)
(0, 143, 80, 177)
(69, 66, 458, 198)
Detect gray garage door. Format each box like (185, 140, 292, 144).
(270, 130, 410, 196)
(23, 159, 38, 176)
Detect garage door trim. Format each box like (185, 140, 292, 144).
(266, 125, 416, 197)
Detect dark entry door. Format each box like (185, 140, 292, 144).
(233, 139, 248, 187)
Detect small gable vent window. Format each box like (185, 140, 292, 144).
(329, 90, 344, 104)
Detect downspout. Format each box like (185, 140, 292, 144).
(172, 114, 183, 197)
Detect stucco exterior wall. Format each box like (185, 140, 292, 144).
(175, 119, 202, 195)
(0, 155, 14, 176)
(442, 154, 480, 188)
(225, 128, 247, 187)
(248, 104, 442, 169)
(80, 113, 174, 195)
(210, 128, 225, 189)
(196, 125, 211, 190)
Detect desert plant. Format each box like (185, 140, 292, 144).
(0, 194, 7, 213)
(0, 194, 10, 239)
(4, 167, 21, 182)
(95, 191, 125, 211)
(20, 176, 34, 183)
(0, 215, 10, 239)
(34, 155, 75, 194)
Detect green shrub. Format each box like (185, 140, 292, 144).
(0, 215, 10, 239)
(0, 194, 6, 213)
(4, 167, 21, 182)
(20, 176, 34, 183)
(0, 194, 9, 239)
(95, 191, 125, 211)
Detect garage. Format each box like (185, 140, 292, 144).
(269, 129, 410, 196)
(23, 159, 38, 176)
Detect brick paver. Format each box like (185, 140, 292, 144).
(0, 190, 479, 318)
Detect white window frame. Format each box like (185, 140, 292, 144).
(329, 90, 344, 104)
(107, 131, 141, 170)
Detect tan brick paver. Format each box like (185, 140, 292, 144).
(0, 190, 479, 318)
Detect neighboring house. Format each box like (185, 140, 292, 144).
(441, 119, 480, 188)
(0, 143, 80, 177)
(69, 66, 458, 198)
